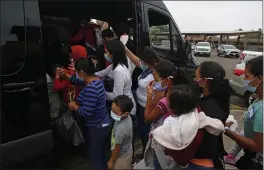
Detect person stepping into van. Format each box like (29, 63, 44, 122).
(102, 29, 116, 67)
(54, 45, 87, 109)
(67, 58, 110, 170)
(108, 95, 134, 170)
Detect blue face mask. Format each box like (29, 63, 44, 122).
(243, 77, 260, 93)
(140, 62, 148, 71)
(104, 53, 112, 63)
(153, 80, 168, 91)
(111, 111, 122, 121)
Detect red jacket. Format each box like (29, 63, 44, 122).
(70, 24, 97, 47)
(54, 45, 87, 103)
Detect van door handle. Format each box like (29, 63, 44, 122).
(2, 81, 36, 92)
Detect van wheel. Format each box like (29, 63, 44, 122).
(217, 52, 220, 56)
(207, 53, 211, 57)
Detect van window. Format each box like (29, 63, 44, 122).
(170, 20, 182, 54)
(148, 10, 171, 52)
(1, 1, 26, 75)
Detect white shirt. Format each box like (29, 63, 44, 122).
(136, 73, 154, 107)
(95, 62, 136, 115)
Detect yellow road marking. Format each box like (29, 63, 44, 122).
(230, 104, 246, 110)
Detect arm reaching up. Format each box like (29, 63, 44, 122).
(125, 46, 141, 68)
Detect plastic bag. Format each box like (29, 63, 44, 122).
(56, 111, 85, 146)
(226, 115, 238, 132)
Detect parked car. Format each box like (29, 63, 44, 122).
(1, 0, 197, 168)
(217, 44, 241, 58)
(229, 54, 263, 104)
(217, 44, 227, 52)
(239, 50, 263, 63)
(194, 42, 211, 57)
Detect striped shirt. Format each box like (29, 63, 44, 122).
(70, 75, 109, 128)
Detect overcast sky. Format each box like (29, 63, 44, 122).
(164, 1, 263, 32)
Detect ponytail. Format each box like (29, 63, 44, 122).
(209, 78, 233, 114)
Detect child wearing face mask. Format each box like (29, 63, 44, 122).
(108, 95, 134, 170)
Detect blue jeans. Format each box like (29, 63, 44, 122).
(187, 163, 214, 170)
(86, 126, 110, 170)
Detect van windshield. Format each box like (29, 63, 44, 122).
(196, 42, 210, 47)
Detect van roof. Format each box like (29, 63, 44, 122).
(142, 1, 170, 13)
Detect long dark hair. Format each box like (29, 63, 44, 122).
(105, 39, 128, 70)
(199, 61, 233, 113)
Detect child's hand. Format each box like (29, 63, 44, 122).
(68, 101, 77, 111)
(107, 161, 114, 170)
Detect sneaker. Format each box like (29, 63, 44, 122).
(224, 154, 236, 165)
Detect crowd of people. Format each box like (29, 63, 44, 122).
(47, 24, 263, 170)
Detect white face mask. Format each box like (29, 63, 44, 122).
(110, 111, 123, 121)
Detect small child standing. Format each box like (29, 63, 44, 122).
(108, 95, 134, 170)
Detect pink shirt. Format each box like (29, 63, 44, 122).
(157, 97, 171, 118)
(150, 97, 171, 132)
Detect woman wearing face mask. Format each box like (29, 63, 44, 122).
(67, 58, 110, 170)
(95, 39, 136, 117)
(125, 46, 159, 157)
(193, 61, 233, 169)
(224, 56, 263, 169)
(140, 60, 189, 170)
(144, 59, 189, 128)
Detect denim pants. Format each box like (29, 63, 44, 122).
(86, 125, 110, 170)
(137, 102, 150, 155)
